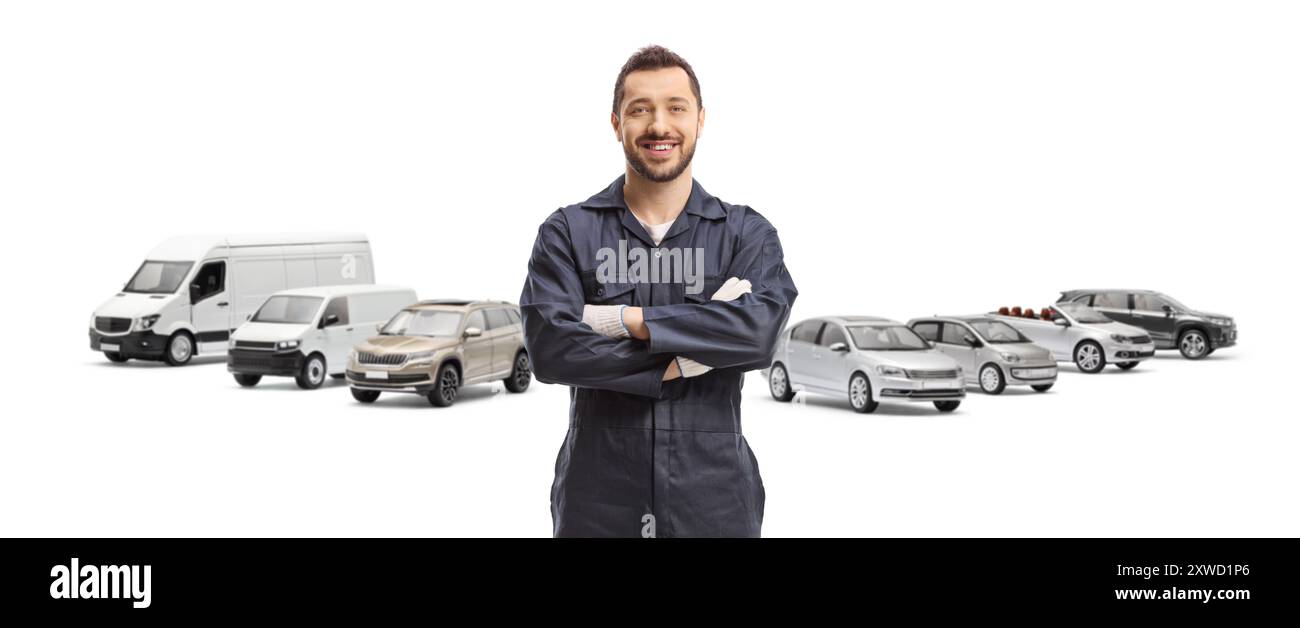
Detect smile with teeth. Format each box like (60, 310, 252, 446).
(642, 141, 678, 155)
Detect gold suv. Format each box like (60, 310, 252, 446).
(346, 300, 530, 407)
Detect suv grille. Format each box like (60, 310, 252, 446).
(95, 317, 131, 333)
(357, 352, 407, 366)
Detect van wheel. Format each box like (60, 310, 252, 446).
(849, 372, 877, 413)
(1031, 383, 1054, 393)
(1116, 361, 1139, 370)
(351, 388, 380, 403)
(1178, 329, 1209, 359)
(978, 363, 1006, 395)
(164, 332, 194, 366)
(934, 400, 961, 412)
(769, 363, 795, 402)
(104, 352, 129, 363)
(295, 354, 326, 390)
(1073, 341, 1105, 374)
(428, 363, 460, 407)
(504, 351, 531, 393)
(233, 373, 262, 387)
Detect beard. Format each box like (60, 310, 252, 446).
(624, 136, 697, 183)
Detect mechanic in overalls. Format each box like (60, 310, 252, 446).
(519, 46, 798, 537)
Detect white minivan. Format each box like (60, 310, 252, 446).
(227, 285, 417, 389)
(89, 233, 374, 365)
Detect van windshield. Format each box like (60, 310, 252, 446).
(252, 296, 323, 324)
(382, 310, 462, 337)
(124, 261, 193, 294)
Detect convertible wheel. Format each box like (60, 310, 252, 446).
(1074, 341, 1105, 374)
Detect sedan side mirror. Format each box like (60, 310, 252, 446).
(464, 326, 483, 338)
(828, 342, 849, 353)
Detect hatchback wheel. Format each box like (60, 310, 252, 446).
(979, 363, 1005, 395)
(769, 363, 795, 402)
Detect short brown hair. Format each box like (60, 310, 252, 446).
(612, 45, 702, 116)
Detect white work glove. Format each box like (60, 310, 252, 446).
(581, 304, 629, 339)
(676, 276, 751, 378)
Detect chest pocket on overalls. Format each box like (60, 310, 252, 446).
(581, 270, 637, 306)
(683, 275, 726, 304)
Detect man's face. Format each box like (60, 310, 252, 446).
(612, 67, 704, 183)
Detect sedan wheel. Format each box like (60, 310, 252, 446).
(848, 373, 877, 413)
(769, 363, 795, 402)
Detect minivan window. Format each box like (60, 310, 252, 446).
(485, 308, 511, 330)
(125, 261, 193, 294)
(252, 296, 323, 324)
(382, 310, 462, 337)
(192, 261, 225, 302)
(848, 325, 930, 351)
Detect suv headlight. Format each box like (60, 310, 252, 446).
(276, 339, 301, 351)
(876, 365, 907, 377)
(348, 348, 358, 362)
(1208, 317, 1232, 326)
(1109, 334, 1131, 344)
(406, 350, 438, 366)
(999, 352, 1021, 363)
(136, 314, 161, 331)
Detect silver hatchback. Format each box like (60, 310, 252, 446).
(908, 316, 1058, 394)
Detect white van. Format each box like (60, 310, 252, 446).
(89, 233, 375, 366)
(227, 285, 417, 389)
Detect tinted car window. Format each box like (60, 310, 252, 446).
(1134, 293, 1171, 311)
(192, 261, 225, 301)
(819, 324, 848, 348)
(941, 323, 969, 345)
(912, 322, 940, 342)
(322, 297, 349, 326)
(485, 308, 511, 330)
(792, 322, 824, 344)
(1094, 292, 1128, 309)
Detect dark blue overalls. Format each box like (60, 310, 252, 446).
(520, 175, 798, 537)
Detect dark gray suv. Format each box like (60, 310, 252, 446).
(1057, 290, 1236, 360)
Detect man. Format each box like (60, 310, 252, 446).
(519, 45, 797, 538)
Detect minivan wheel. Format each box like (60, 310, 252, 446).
(295, 354, 326, 390)
(428, 363, 460, 407)
(979, 363, 1006, 395)
(233, 373, 262, 387)
(1074, 341, 1105, 374)
(1116, 361, 1139, 370)
(351, 388, 380, 403)
(164, 332, 194, 366)
(1178, 329, 1209, 360)
(934, 400, 961, 412)
(1031, 383, 1054, 393)
(104, 352, 129, 363)
(504, 351, 531, 393)
(769, 363, 795, 402)
(848, 373, 877, 413)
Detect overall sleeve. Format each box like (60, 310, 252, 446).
(641, 214, 798, 371)
(519, 211, 676, 398)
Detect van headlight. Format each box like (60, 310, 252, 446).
(876, 365, 907, 377)
(406, 350, 438, 366)
(276, 340, 301, 351)
(999, 352, 1021, 363)
(136, 314, 161, 331)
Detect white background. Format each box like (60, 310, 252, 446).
(1, 1, 1296, 536)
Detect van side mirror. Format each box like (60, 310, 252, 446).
(828, 342, 849, 353)
(189, 283, 201, 303)
(464, 326, 482, 338)
(321, 314, 340, 328)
